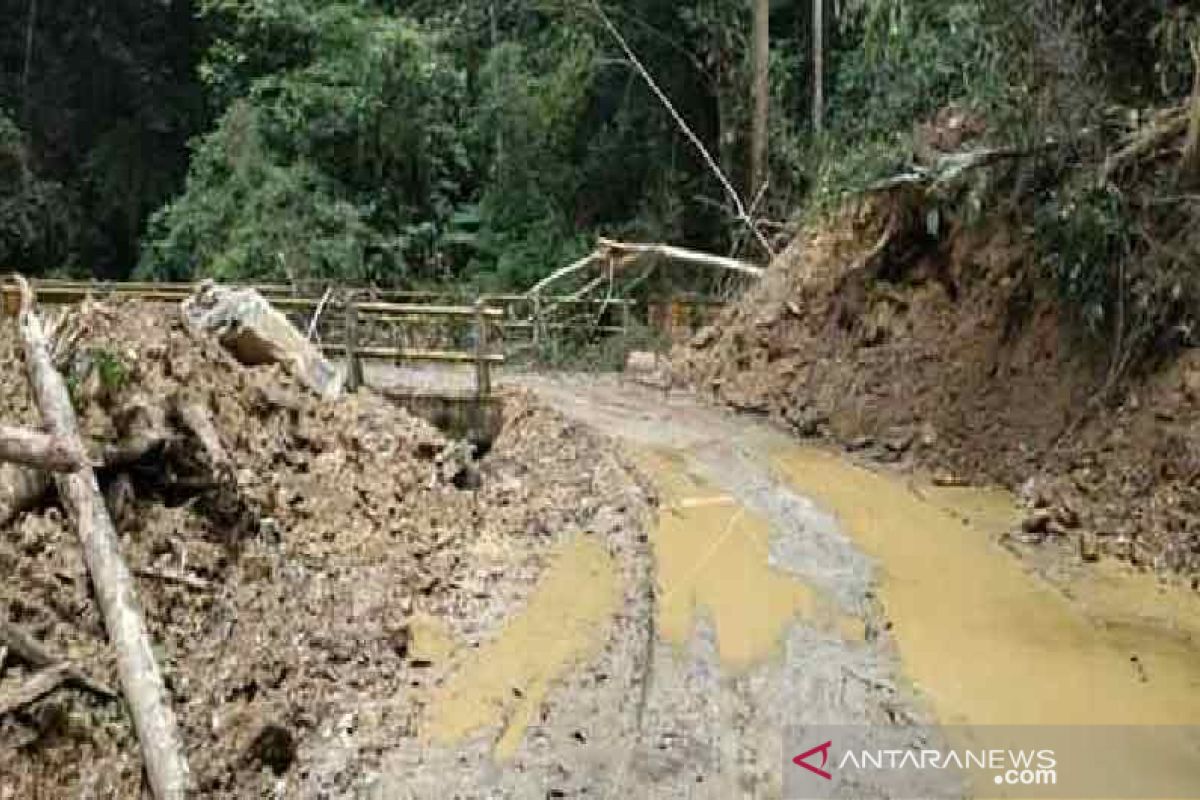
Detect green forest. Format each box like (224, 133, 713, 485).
(1, 0, 1197, 296)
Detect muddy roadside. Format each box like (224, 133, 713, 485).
(673, 204, 1200, 583)
(515, 373, 1200, 797)
(0, 300, 653, 798)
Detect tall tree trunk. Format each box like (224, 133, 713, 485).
(812, 0, 824, 134)
(1181, 34, 1200, 186)
(750, 0, 771, 197)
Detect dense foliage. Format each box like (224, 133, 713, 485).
(2, 0, 1197, 315)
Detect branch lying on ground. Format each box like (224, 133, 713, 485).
(0, 620, 116, 700)
(0, 662, 73, 717)
(0, 425, 89, 472)
(1104, 105, 1189, 183)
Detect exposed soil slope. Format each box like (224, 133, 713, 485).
(674, 204, 1200, 577)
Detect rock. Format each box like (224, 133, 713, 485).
(1021, 509, 1052, 535)
(245, 724, 296, 776)
(884, 428, 915, 453)
(1018, 477, 1050, 509)
(1013, 529, 1045, 545)
(1053, 505, 1080, 530)
(625, 351, 671, 389)
(625, 351, 659, 374)
(1078, 532, 1100, 563)
(918, 422, 938, 448)
(845, 435, 874, 452)
(932, 472, 968, 488)
(690, 325, 719, 348)
(183, 281, 343, 400)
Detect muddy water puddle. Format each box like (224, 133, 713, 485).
(772, 446, 1200, 728)
(635, 449, 860, 669)
(421, 536, 619, 760)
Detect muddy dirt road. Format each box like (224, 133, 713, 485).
(377, 373, 1200, 799)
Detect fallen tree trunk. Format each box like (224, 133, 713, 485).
(525, 239, 762, 299)
(0, 425, 87, 472)
(14, 276, 190, 800)
(596, 238, 763, 277)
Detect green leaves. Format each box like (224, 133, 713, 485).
(142, 3, 472, 284)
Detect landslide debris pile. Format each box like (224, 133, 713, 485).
(0, 298, 646, 797)
(674, 200, 1200, 578)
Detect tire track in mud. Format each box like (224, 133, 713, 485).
(512, 374, 934, 799)
(519, 374, 1200, 799)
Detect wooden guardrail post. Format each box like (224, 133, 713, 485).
(344, 293, 363, 393)
(473, 297, 492, 399)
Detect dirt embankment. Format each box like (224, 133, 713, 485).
(0, 300, 650, 797)
(673, 203, 1200, 579)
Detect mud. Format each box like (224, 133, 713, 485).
(519, 374, 1200, 798)
(0, 301, 653, 798)
(673, 205, 1200, 579)
(424, 536, 620, 760)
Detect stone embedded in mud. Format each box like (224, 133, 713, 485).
(1021, 509, 1052, 535)
(245, 723, 296, 775)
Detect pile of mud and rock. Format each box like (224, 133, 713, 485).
(674, 200, 1200, 580)
(0, 295, 651, 797)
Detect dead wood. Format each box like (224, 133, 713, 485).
(0, 662, 72, 717)
(1181, 36, 1200, 185)
(0, 620, 116, 700)
(596, 238, 763, 277)
(1103, 106, 1188, 183)
(0, 425, 88, 472)
(525, 240, 761, 301)
(14, 276, 190, 799)
(173, 400, 229, 473)
(135, 567, 211, 591)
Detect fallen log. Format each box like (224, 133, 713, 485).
(597, 238, 764, 278)
(14, 276, 190, 799)
(0, 425, 88, 472)
(524, 240, 762, 300)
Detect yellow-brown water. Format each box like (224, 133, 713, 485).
(772, 446, 1200, 728)
(422, 536, 619, 760)
(636, 449, 855, 670)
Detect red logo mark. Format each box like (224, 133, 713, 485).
(793, 740, 834, 780)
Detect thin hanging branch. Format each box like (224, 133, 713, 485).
(20, 0, 37, 125)
(588, 0, 777, 259)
